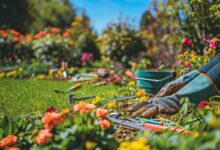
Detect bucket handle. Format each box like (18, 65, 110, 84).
(136, 74, 174, 82)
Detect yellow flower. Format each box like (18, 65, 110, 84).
(0, 72, 6, 78)
(184, 51, 189, 56)
(18, 67, 23, 72)
(91, 96, 101, 105)
(37, 74, 46, 80)
(60, 108, 70, 117)
(118, 137, 150, 150)
(128, 81, 135, 86)
(192, 131, 199, 138)
(139, 96, 148, 101)
(107, 101, 116, 109)
(48, 69, 54, 76)
(85, 140, 97, 150)
(136, 89, 147, 97)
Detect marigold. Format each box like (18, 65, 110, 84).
(96, 108, 108, 118)
(136, 89, 147, 97)
(85, 140, 97, 150)
(7, 147, 21, 150)
(41, 112, 63, 130)
(107, 101, 116, 109)
(0, 135, 17, 148)
(216, 107, 220, 115)
(99, 119, 111, 129)
(36, 129, 53, 145)
(91, 96, 101, 105)
(128, 81, 135, 86)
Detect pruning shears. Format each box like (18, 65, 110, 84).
(107, 113, 189, 135)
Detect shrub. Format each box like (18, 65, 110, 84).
(32, 29, 81, 66)
(98, 19, 146, 66)
(75, 32, 100, 60)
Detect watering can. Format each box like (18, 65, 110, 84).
(135, 70, 176, 95)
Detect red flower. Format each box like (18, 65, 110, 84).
(10, 30, 20, 36)
(209, 38, 220, 49)
(183, 37, 192, 46)
(36, 129, 53, 145)
(46, 106, 56, 113)
(185, 61, 191, 68)
(99, 119, 111, 129)
(96, 108, 108, 118)
(198, 100, 209, 109)
(0, 135, 17, 148)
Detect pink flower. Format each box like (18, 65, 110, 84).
(209, 38, 220, 49)
(185, 61, 191, 68)
(81, 53, 94, 65)
(178, 60, 183, 66)
(183, 37, 192, 46)
(198, 100, 209, 109)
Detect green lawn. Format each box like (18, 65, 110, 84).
(0, 79, 122, 117)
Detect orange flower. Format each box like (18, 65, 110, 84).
(41, 112, 63, 130)
(6, 147, 20, 150)
(96, 108, 108, 118)
(99, 119, 111, 129)
(216, 107, 220, 115)
(73, 102, 96, 114)
(0, 135, 17, 148)
(63, 32, 70, 38)
(36, 129, 53, 145)
(50, 27, 60, 33)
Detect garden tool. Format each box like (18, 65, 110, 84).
(54, 83, 81, 94)
(107, 113, 188, 134)
(156, 56, 220, 97)
(68, 94, 137, 104)
(128, 66, 220, 118)
(68, 94, 97, 104)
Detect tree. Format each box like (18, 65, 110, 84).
(0, 0, 76, 33)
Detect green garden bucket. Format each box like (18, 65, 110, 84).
(135, 70, 176, 95)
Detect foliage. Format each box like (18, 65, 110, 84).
(0, 29, 33, 66)
(32, 28, 80, 66)
(0, 103, 117, 149)
(67, 15, 91, 41)
(0, 0, 75, 33)
(140, 10, 181, 67)
(177, 37, 220, 73)
(75, 32, 100, 60)
(98, 19, 146, 66)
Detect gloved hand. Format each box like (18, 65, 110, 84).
(156, 70, 200, 97)
(155, 81, 185, 97)
(127, 95, 180, 118)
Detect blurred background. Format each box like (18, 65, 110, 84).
(0, 0, 220, 70)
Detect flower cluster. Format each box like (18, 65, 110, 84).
(135, 89, 148, 101)
(81, 52, 94, 65)
(0, 135, 19, 149)
(178, 37, 219, 73)
(117, 137, 150, 150)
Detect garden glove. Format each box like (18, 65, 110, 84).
(156, 56, 220, 97)
(155, 70, 199, 97)
(129, 67, 220, 117)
